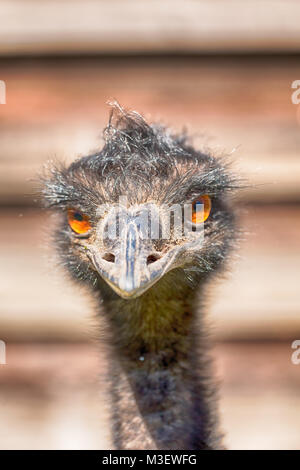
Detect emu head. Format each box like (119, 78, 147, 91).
(42, 105, 237, 300)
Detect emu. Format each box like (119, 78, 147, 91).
(41, 103, 238, 450)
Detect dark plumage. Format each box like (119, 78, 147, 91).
(41, 103, 239, 449)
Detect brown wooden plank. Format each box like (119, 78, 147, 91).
(0, 206, 299, 341)
(0, 57, 300, 204)
(0, 343, 299, 449)
(0, 1, 300, 56)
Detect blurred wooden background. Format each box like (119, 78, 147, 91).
(0, 0, 300, 450)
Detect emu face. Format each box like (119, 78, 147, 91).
(67, 193, 212, 299)
(42, 106, 237, 299)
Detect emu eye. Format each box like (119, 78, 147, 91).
(191, 195, 211, 224)
(67, 209, 91, 234)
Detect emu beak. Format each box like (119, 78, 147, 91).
(111, 221, 148, 298)
(89, 219, 174, 299)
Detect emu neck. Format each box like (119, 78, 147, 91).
(100, 272, 220, 450)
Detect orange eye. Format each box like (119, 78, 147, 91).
(67, 209, 91, 234)
(191, 195, 211, 224)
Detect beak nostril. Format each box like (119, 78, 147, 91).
(147, 254, 161, 265)
(102, 253, 115, 263)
